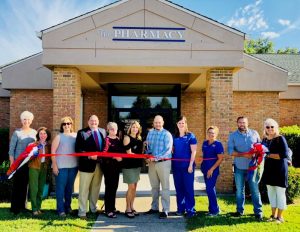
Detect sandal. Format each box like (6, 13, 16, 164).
(132, 210, 139, 216)
(106, 212, 117, 218)
(125, 211, 135, 218)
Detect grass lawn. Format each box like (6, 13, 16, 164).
(188, 196, 300, 232)
(0, 196, 299, 232)
(0, 198, 100, 232)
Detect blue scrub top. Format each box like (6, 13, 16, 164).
(201, 140, 224, 175)
(172, 132, 197, 168)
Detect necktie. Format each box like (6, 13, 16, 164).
(93, 130, 100, 150)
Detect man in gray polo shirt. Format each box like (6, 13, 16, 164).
(228, 116, 263, 221)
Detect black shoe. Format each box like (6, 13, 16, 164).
(159, 212, 168, 219)
(145, 209, 159, 214)
(232, 212, 243, 217)
(255, 215, 263, 222)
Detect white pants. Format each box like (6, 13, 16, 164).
(148, 160, 171, 212)
(266, 185, 287, 210)
(78, 164, 103, 216)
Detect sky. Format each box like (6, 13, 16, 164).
(0, 0, 300, 65)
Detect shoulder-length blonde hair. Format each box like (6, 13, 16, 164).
(263, 118, 280, 138)
(127, 121, 142, 140)
(59, 116, 74, 133)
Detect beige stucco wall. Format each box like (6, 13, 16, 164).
(279, 85, 300, 99)
(233, 54, 288, 92)
(42, 0, 244, 69)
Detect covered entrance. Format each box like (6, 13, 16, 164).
(108, 84, 180, 138)
(40, 0, 245, 192)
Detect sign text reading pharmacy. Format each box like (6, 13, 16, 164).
(98, 27, 186, 42)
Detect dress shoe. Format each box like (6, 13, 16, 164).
(159, 212, 168, 219)
(145, 209, 159, 214)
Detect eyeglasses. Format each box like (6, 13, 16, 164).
(62, 122, 72, 126)
(266, 126, 274, 129)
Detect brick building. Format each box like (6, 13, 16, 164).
(0, 0, 299, 192)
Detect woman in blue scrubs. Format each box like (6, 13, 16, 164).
(172, 116, 197, 217)
(201, 126, 224, 216)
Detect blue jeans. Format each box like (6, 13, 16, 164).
(55, 167, 78, 214)
(234, 166, 262, 216)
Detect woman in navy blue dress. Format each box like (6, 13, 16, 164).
(172, 116, 197, 217)
(261, 118, 288, 223)
(201, 126, 224, 216)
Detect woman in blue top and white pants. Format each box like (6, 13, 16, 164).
(201, 126, 224, 216)
(172, 116, 197, 217)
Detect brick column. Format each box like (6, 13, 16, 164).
(206, 68, 234, 193)
(181, 91, 206, 166)
(53, 68, 81, 135)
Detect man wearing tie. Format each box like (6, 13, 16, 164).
(75, 115, 106, 219)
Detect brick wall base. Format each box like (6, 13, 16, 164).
(9, 90, 53, 136)
(279, 99, 300, 126)
(0, 97, 10, 128)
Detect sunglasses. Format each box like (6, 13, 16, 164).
(266, 126, 274, 129)
(62, 122, 72, 126)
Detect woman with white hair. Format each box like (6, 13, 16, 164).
(102, 122, 123, 218)
(261, 118, 289, 223)
(9, 111, 37, 214)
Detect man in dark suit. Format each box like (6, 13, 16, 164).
(75, 115, 106, 219)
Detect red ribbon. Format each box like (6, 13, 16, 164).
(38, 152, 218, 162)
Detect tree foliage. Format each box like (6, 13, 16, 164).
(244, 38, 275, 54)
(277, 47, 299, 54)
(244, 38, 299, 54)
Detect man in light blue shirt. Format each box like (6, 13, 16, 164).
(145, 115, 173, 219)
(228, 116, 263, 221)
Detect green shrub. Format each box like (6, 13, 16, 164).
(0, 128, 9, 163)
(280, 125, 300, 167)
(0, 160, 10, 175)
(0, 160, 12, 202)
(286, 167, 300, 204)
(260, 167, 300, 204)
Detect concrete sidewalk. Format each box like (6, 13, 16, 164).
(91, 170, 205, 232)
(92, 196, 185, 232)
(74, 170, 206, 197)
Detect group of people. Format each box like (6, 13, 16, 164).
(8, 111, 289, 224)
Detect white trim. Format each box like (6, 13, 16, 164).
(41, 0, 128, 34)
(41, 0, 245, 38)
(244, 53, 288, 73)
(159, 0, 245, 37)
(1, 53, 42, 70)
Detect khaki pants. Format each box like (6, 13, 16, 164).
(78, 164, 102, 216)
(148, 160, 171, 212)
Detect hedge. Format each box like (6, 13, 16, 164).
(260, 166, 300, 204)
(280, 125, 300, 167)
(0, 160, 12, 202)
